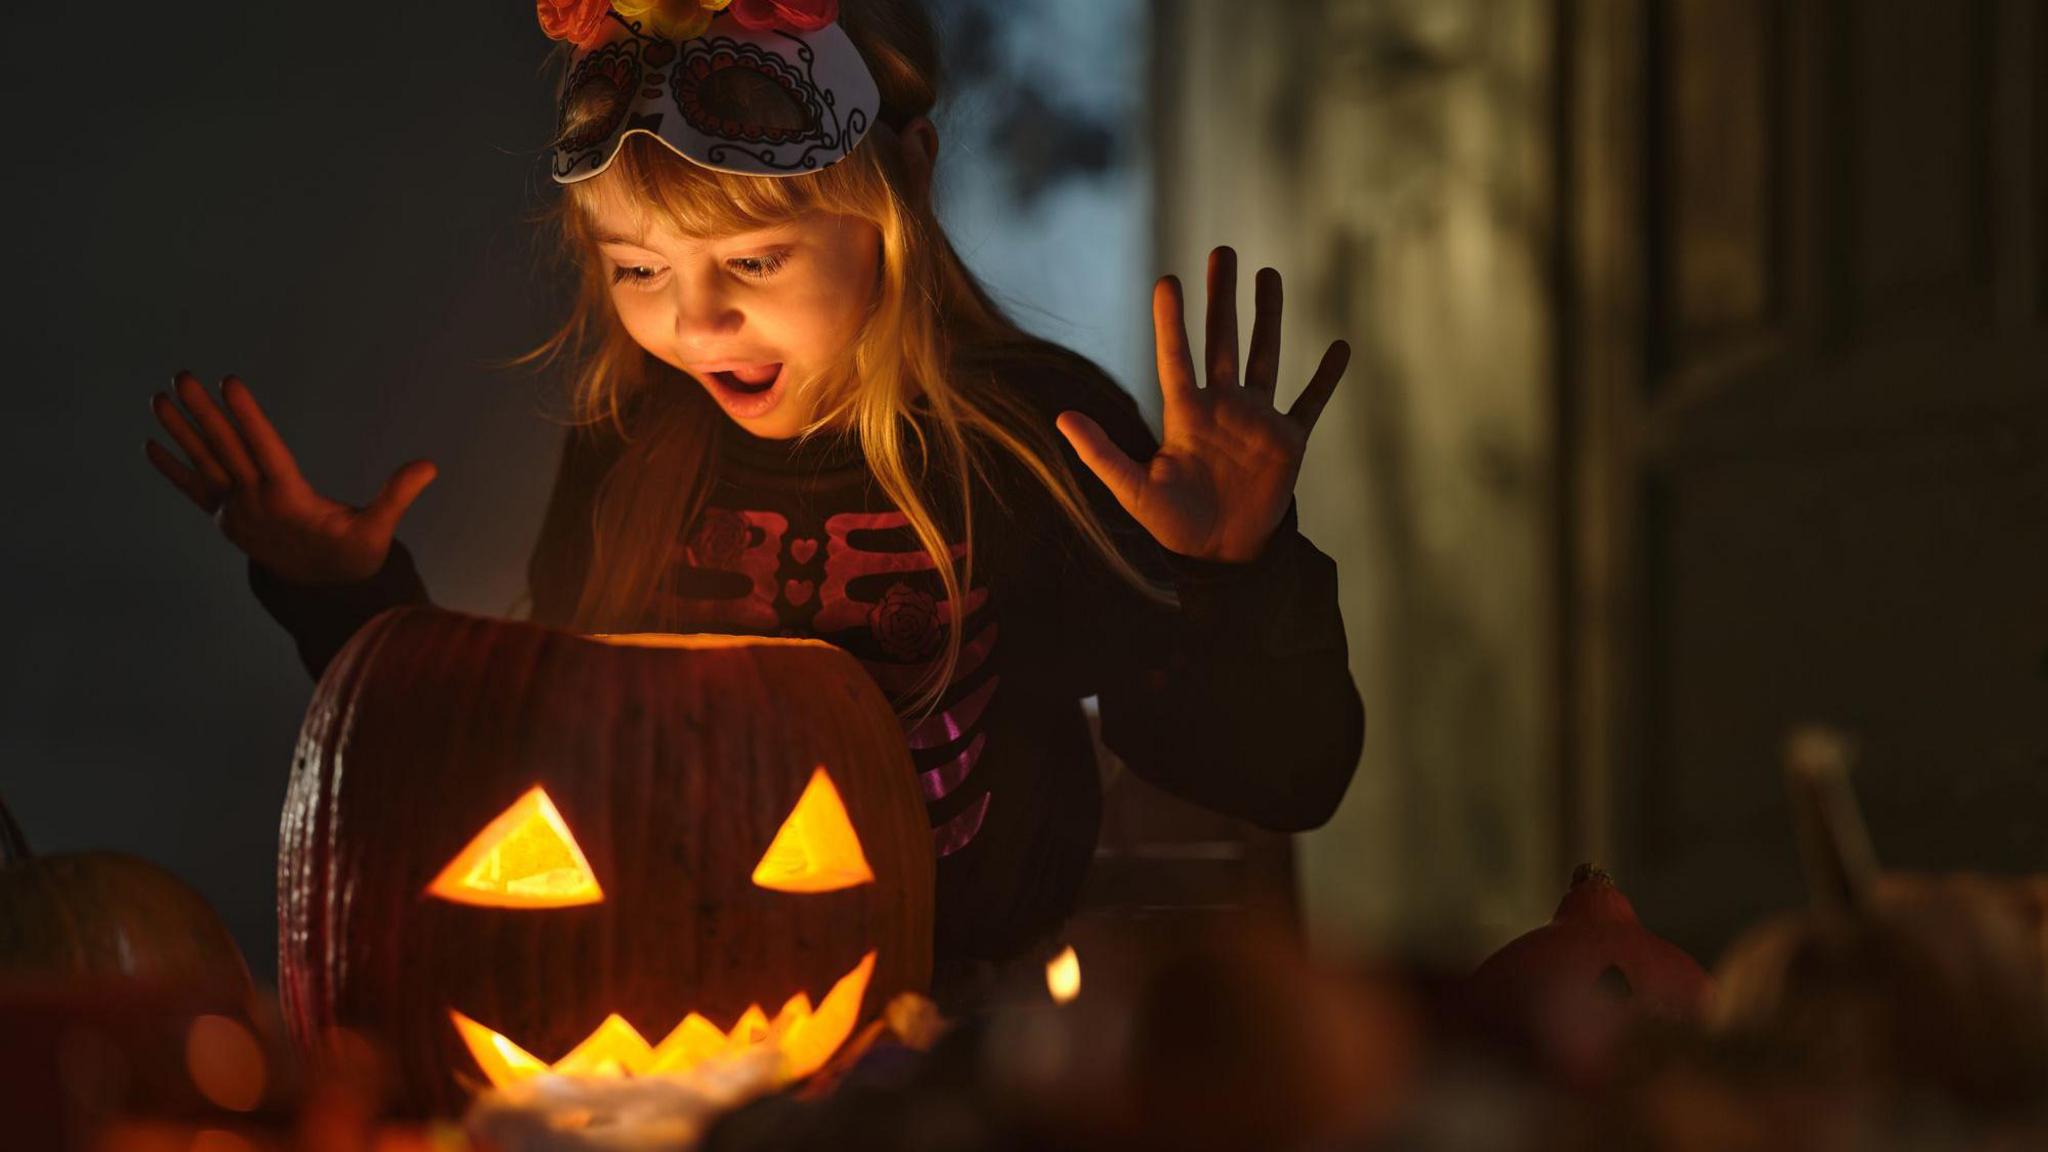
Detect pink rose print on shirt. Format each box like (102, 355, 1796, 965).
(870, 580, 942, 661)
(687, 506, 751, 570)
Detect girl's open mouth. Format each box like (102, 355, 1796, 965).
(700, 362, 787, 421)
(710, 364, 782, 395)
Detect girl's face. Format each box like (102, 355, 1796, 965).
(593, 202, 882, 440)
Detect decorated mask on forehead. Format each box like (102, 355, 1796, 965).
(541, 0, 882, 182)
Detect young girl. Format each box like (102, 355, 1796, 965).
(143, 0, 1363, 1002)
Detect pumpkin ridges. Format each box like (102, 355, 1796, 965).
(278, 603, 412, 1052)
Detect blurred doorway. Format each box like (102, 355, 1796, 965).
(1565, 0, 2048, 959)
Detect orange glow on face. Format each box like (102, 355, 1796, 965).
(427, 787, 603, 908)
(751, 767, 875, 893)
(450, 951, 877, 1087)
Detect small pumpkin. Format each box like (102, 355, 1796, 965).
(0, 791, 259, 1145)
(1463, 864, 1711, 1087)
(278, 607, 934, 1116)
(0, 791, 249, 991)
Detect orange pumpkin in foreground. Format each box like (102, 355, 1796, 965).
(278, 607, 933, 1115)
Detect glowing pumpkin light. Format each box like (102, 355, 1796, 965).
(277, 608, 934, 1116)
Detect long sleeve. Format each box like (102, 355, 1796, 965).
(1039, 367, 1366, 833)
(246, 542, 431, 682)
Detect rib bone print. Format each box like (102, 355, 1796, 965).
(659, 507, 786, 630)
(665, 504, 1001, 856)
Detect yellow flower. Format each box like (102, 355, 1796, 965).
(611, 0, 722, 39)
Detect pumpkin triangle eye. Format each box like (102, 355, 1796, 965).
(752, 767, 875, 893)
(427, 786, 604, 908)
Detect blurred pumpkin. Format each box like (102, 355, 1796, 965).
(1876, 871, 2048, 1008)
(1709, 728, 2048, 1115)
(0, 791, 258, 1147)
(0, 790, 248, 991)
(278, 607, 934, 1116)
(1464, 864, 1711, 1088)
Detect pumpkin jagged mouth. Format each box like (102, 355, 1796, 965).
(451, 950, 876, 1088)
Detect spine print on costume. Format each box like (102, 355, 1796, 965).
(663, 503, 1000, 857)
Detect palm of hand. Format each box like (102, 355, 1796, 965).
(227, 481, 391, 584)
(145, 372, 437, 584)
(1056, 247, 1350, 563)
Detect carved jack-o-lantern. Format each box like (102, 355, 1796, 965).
(278, 607, 933, 1115)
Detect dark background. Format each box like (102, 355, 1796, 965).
(5, 4, 656, 983)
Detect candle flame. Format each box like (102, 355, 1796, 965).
(1046, 945, 1081, 1004)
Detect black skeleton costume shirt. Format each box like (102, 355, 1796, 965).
(247, 352, 1365, 998)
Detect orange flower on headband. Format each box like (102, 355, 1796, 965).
(729, 0, 838, 34)
(611, 0, 732, 40)
(536, 0, 614, 46)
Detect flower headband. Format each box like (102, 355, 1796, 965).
(538, 0, 880, 182)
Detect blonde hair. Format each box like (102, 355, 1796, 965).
(512, 0, 1170, 719)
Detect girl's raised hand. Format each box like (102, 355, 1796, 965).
(1056, 247, 1350, 563)
(145, 372, 437, 584)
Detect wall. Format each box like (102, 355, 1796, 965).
(1152, 0, 1561, 960)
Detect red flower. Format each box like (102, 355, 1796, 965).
(728, 0, 838, 34)
(537, 0, 616, 47)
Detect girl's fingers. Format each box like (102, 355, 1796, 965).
(1287, 340, 1352, 435)
(1055, 410, 1146, 514)
(144, 438, 217, 511)
(1204, 246, 1240, 389)
(1152, 276, 1199, 406)
(1244, 266, 1283, 398)
(360, 459, 439, 541)
(174, 372, 262, 489)
(151, 390, 232, 494)
(221, 375, 302, 486)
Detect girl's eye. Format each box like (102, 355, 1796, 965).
(727, 250, 790, 280)
(608, 249, 789, 287)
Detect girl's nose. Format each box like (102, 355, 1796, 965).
(672, 276, 743, 342)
